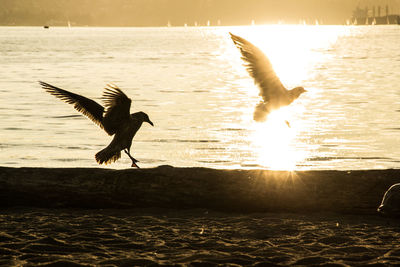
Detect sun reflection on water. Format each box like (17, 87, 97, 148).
(218, 25, 352, 170)
(249, 106, 307, 170)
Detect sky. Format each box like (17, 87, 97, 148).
(1, 0, 399, 26)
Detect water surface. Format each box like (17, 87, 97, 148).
(1, 25, 400, 170)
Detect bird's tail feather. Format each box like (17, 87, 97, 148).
(95, 146, 121, 165)
(253, 102, 270, 122)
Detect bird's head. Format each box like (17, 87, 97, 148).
(133, 112, 154, 126)
(290, 87, 307, 99)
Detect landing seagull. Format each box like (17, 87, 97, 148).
(230, 33, 307, 123)
(39, 81, 154, 168)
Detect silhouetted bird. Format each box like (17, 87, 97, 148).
(230, 33, 307, 122)
(39, 81, 153, 168)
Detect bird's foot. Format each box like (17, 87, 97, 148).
(131, 161, 141, 168)
(124, 149, 140, 168)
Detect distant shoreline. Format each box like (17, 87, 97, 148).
(1, 24, 396, 26)
(1, 24, 398, 29)
(1, 166, 399, 213)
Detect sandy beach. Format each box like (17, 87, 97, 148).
(1, 166, 400, 265)
(1, 208, 400, 266)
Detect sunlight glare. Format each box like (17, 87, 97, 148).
(250, 106, 307, 170)
(216, 25, 351, 170)
(224, 25, 351, 86)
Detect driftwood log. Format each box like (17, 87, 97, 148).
(1, 166, 399, 214)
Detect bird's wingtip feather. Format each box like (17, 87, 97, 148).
(38, 81, 46, 86)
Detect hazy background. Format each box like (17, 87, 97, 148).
(1, 0, 399, 26)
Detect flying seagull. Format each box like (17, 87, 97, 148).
(230, 33, 307, 122)
(39, 81, 154, 168)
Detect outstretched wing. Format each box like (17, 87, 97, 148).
(230, 33, 287, 103)
(101, 84, 132, 135)
(39, 81, 106, 131)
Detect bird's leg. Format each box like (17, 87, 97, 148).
(123, 149, 138, 162)
(124, 149, 140, 168)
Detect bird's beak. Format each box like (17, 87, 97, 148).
(147, 120, 154, 126)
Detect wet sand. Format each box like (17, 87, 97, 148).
(1, 166, 400, 213)
(1, 167, 400, 265)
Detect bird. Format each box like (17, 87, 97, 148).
(39, 81, 154, 168)
(230, 33, 307, 122)
(378, 183, 400, 216)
